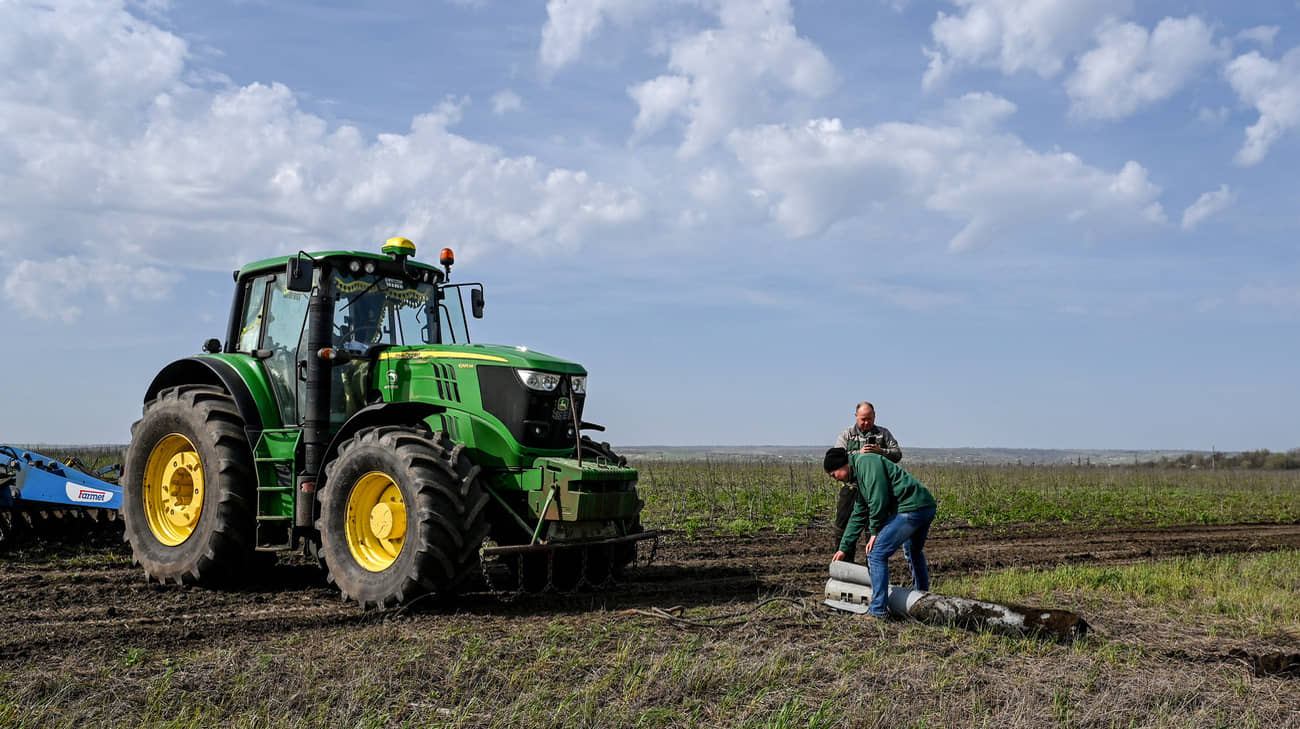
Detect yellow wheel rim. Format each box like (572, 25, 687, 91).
(142, 434, 204, 546)
(345, 472, 407, 572)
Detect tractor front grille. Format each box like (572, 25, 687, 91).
(477, 365, 584, 450)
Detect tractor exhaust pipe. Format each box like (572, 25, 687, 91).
(825, 560, 1088, 642)
(298, 289, 334, 530)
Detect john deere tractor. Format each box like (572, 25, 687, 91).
(122, 238, 652, 607)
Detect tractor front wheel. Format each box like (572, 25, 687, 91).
(318, 426, 489, 608)
(122, 385, 255, 584)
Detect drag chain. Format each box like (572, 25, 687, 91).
(479, 533, 659, 601)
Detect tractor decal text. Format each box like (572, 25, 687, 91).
(379, 351, 508, 363)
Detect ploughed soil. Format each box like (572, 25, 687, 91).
(2, 521, 1298, 727)
(3, 522, 1298, 659)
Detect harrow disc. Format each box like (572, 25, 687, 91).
(0, 506, 124, 552)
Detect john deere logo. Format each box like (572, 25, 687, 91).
(552, 397, 571, 420)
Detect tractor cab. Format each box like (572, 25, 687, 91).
(226, 239, 483, 429)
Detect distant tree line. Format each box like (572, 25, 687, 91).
(1143, 448, 1300, 470)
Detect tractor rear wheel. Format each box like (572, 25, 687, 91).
(122, 385, 256, 584)
(317, 426, 489, 609)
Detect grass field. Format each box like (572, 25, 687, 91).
(2, 457, 1298, 728)
(635, 457, 1300, 534)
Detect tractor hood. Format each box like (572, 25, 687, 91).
(376, 343, 586, 375)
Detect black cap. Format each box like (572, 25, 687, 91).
(823, 447, 849, 472)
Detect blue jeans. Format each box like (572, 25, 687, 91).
(866, 505, 936, 616)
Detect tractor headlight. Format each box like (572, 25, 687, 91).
(570, 375, 587, 394)
(516, 369, 561, 392)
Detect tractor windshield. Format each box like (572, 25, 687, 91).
(334, 271, 432, 349)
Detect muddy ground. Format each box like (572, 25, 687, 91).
(3, 522, 1299, 659)
(2, 521, 1298, 727)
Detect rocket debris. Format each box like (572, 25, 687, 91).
(824, 560, 1088, 642)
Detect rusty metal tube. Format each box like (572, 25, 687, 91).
(826, 560, 1088, 642)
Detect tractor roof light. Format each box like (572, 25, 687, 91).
(440, 247, 455, 279)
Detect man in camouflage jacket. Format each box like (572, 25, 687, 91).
(831, 401, 902, 562)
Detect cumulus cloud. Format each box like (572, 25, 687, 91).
(1180, 184, 1234, 231)
(1225, 46, 1300, 166)
(2, 257, 174, 323)
(491, 89, 523, 115)
(923, 0, 1133, 89)
(641, 3, 836, 156)
(728, 116, 1165, 249)
(0, 0, 646, 319)
(942, 91, 1017, 129)
(539, 0, 660, 73)
(1236, 26, 1279, 50)
(1067, 16, 1226, 120)
(544, 0, 836, 157)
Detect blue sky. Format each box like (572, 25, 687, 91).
(1, 0, 1297, 451)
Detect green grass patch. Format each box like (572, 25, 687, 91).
(635, 458, 1300, 534)
(943, 549, 1300, 637)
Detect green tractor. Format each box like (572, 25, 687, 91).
(122, 238, 652, 607)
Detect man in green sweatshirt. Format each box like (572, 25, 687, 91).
(824, 447, 937, 618)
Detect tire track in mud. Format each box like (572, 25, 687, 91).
(0, 522, 1297, 656)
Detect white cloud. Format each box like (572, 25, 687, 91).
(539, 0, 660, 73)
(2, 256, 174, 323)
(1180, 184, 1234, 231)
(1196, 105, 1229, 126)
(647, 3, 836, 156)
(1236, 26, 1279, 50)
(923, 0, 1133, 90)
(943, 91, 1017, 129)
(1067, 16, 1226, 120)
(728, 116, 1165, 249)
(544, 0, 836, 157)
(0, 0, 647, 319)
(1225, 46, 1300, 166)
(628, 74, 693, 138)
(490, 89, 523, 115)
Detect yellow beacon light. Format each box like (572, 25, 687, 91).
(382, 236, 416, 258)
(440, 248, 455, 267)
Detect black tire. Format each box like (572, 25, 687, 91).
(122, 385, 256, 585)
(579, 436, 628, 467)
(317, 426, 490, 609)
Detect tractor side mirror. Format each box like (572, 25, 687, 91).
(471, 288, 484, 319)
(285, 257, 313, 293)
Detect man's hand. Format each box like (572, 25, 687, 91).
(831, 551, 846, 562)
(864, 535, 876, 554)
(861, 443, 882, 455)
